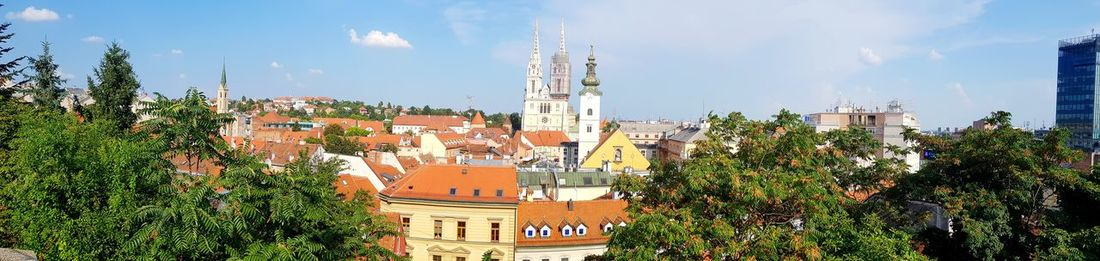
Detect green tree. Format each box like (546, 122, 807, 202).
(1, 111, 173, 259)
(603, 111, 922, 260)
(218, 154, 401, 260)
(882, 111, 1100, 260)
(87, 42, 141, 132)
(324, 134, 364, 155)
(0, 6, 28, 244)
(345, 127, 373, 137)
(27, 41, 63, 111)
(139, 87, 235, 173)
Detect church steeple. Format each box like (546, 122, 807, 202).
(579, 45, 602, 96)
(549, 19, 571, 99)
(525, 21, 544, 99)
(558, 19, 567, 54)
(219, 62, 227, 89)
(216, 62, 229, 114)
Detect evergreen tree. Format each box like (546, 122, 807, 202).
(27, 41, 64, 110)
(87, 42, 140, 132)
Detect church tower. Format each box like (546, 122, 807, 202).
(549, 20, 571, 100)
(577, 46, 602, 165)
(216, 63, 229, 114)
(523, 21, 544, 100)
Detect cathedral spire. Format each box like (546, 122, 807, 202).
(558, 18, 567, 54)
(219, 61, 227, 89)
(530, 20, 541, 59)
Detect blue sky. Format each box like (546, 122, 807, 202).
(3, 0, 1097, 129)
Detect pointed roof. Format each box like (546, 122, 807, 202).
(557, 19, 567, 54)
(579, 45, 602, 96)
(530, 20, 541, 62)
(472, 112, 486, 125)
(220, 62, 227, 88)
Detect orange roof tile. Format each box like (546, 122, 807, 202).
(355, 134, 404, 150)
(465, 127, 507, 141)
(170, 155, 225, 177)
(335, 174, 382, 208)
(471, 112, 486, 125)
(392, 115, 468, 127)
(434, 133, 467, 149)
(381, 165, 518, 204)
(516, 200, 629, 247)
(316, 117, 385, 133)
(397, 156, 421, 172)
(252, 143, 322, 166)
(520, 130, 572, 147)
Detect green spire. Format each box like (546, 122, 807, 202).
(579, 45, 602, 96)
(220, 62, 227, 87)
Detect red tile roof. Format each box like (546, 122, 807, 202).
(392, 115, 468, 127)
(520, 130, 572, 147)
(315, 118, 385, 134)
(471, 112, 486, 125)
(465, 127, 508, 141)
(381, 165, 518, 204)
(355, 134, 405, 150)
(252, 143, 322, 166)
(335, 174, 382, 207)
(433, 133, 467, 149)
(516, 200, 629, 247)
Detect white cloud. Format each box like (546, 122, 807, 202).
(928, 49, 944, 60)
(81, 36, 104, 44)
(270, 61, 282, 69)
(308, 68, 324, 75)
(444, 3, 487, 44)
(348, 29, 413, 48)
(948, 82, 973, 106)
(284, 73, 294, 81)
(6, 6, 60, 22)
(859, 47, 883, 66)
(54, 69, 73, 81)
(170, 49, 183, 55)
(178, 73, 186, 79)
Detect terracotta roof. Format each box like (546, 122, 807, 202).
(366, 160, 404, 183)
(392, 115, 468, 127)
(170, 155, 224, 177)
(397, 156, 421, 172)
(335, 174, 382, 207)
(252, 143, 322, 166)
(516, 200, 629, 247)
(520, 130, 572, 147)
(253, 112, 292, 125)
(381, 165, 518, 204)
(471, 112, 486, 125)
(315, 118, 385, 133)
(465, 127, 508, 141)
(434, 133, 467, 149)
(355, 134, 405, 150)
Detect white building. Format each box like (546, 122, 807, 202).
(576, 47, 602, 167)
(805, 99, 922, 173)
(522, 21, 577, 136)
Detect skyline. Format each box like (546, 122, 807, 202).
(3, 0, 1096, 129)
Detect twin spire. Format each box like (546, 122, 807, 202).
(530, 19, 569, 62)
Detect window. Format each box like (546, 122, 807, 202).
(525, 226, 536, 238)
(582, 177, 593, 185)
(496, 189, 504, 197)
(577, 224, 587, 236)
(562, 258, 569, 261)
(449, 187, 457, 196)
(491, 222, 501, 242)
(542, 259, 550, 261)
(434, 255, 442, 261)
(562, 225, 573, 237)
(434, 220, 443, 239)
(614, 147, 623, 162)
(540, 226, 551, 237)
(603, 223, 613, 233)
(587, 108, 593, 116)
(587, 125, 592, 133)
(457, 257, 466, 261)
(401, 217, 410, 235)
(457, 221, 467, 241)
(473, 189, 480, 197)
(619, 221, 627, 227)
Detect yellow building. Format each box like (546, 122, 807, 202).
(380, 165, 518, 261)
(579, 129, 650, 172)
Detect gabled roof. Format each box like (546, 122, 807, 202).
(520, 130, 572, 147)
(516, 200, 629, 247)
(381, 165, 518, 204)
(252, 143, 322, 166)
(668, 127, 708, 143)
(471, 112, 486, 125)
(392, 115, 468, 127)
(465, 127, 508, 141)
(334, 174, 382, 207)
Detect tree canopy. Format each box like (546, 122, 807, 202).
(87, 42, 140, 132)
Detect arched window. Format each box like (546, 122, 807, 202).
(587, 108, 593, 116)
(525, 226, 536, 238)
(614, 148, 623, 162)
(540, 226, 551, 237)
(562, 225, 573, 237)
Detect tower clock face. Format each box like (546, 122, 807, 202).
(542, 117, 549, 123)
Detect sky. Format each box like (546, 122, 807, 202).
(2, 0, 1098, 129)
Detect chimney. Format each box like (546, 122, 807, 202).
(461, 168, 468, 175)
(567, 199, 574, 211)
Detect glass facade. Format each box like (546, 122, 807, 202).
(1057, 34, 1100, 149)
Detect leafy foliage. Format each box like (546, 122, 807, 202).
(140, 87, 235, 173)
(604, 110, 922, 260)
(882, 111, 1100, 260)
(345, 127, 373, 137)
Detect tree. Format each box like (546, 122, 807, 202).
(139, 87, 234, 174)
(27, 41, 64, 111)
(0, 6, 25, 101)
(881, 111, 1100, 260)
(217, 154, 401, 260)
(324, 124, 345, 136)
(603, 111, 922, 260)
(87, 42, 141, 132)
(345, 127, 373, 137)
(0, 5, 28, 245)
(1, 111, 173, 259)
(324, 134, 364, 155)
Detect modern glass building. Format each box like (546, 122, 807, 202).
(1057, 34, 1100, 150)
